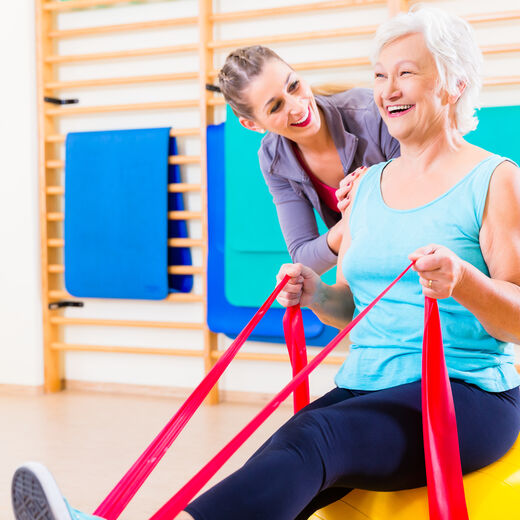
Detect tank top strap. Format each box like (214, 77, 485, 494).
(348, 160, 389, 234)
(467, 155, 516, 227)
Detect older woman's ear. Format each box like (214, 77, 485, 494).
(448, 80, 467, 104)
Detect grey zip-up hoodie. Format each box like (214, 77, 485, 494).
(258, 88, 400, 274)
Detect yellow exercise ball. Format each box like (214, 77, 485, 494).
(309, 435, 520, 519)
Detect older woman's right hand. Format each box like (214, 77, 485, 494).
(275, 263, 322, 308)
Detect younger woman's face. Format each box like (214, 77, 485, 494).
(239, 59, 321, 141)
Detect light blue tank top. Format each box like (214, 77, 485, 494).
(337, 155, 520, 392)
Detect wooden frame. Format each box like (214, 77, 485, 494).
(35, 0, 520, 399)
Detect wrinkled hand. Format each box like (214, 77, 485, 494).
(275, 263, 322, 308)
(336, 166, 368, 214)
(409, 244, 467, 299)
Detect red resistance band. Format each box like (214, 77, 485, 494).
(422, 297, 469, 519)
(283, 304, 309, 413)
(95, 264, 469, 520)
(94, 275, 292, 520)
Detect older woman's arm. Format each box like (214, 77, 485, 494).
(411, 161, 520, 344)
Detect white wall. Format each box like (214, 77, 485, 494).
(0, 0, 518, 396)
(0, 3, 43, 385)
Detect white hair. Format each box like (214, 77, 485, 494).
(372, 5, 483, 135)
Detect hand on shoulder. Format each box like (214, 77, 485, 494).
(336, 166, 369, 214)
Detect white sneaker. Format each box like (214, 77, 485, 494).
(11, 462, 102, 520)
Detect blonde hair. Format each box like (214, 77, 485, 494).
(217, 46, 353, 118)
(217, 46, 287, 119)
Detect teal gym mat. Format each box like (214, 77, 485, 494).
(466, 105, 520, 165)
(224, 104, 519, 308)
(224, 105, 335, 308)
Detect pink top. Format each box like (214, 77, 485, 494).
(292, 143, 340, 214)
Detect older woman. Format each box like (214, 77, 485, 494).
(177, 7, 520, 520)
(11, 7, 520, 520)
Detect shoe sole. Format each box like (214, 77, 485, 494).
(12, 463, 71, 520)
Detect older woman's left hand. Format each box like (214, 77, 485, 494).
(408, 244, 468, 299)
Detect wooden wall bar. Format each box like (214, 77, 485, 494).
(35, 0, 520, 399)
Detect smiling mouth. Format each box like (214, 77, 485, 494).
(387, 104, 415, 117)
(291, 107, 311, 127)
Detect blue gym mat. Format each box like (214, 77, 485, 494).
(168, 137, 193, 293)
(65, 127, 191, 299)
(207, 123, 338, 344)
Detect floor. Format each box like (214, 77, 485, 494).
(1, 390, 293, 519)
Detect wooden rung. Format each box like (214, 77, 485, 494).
(48, 17, 198, 39)
(46, 160, 63, 169)
(166, 293, 204, 302)
(46, 72, 199, 90)
(211, 350, 345, 365)
(208, 25, 378, 50)
(484, 75, 520, 86)
(45, 44, 199, 64)
(210, 0, 385, 23)
(168, 183, 202, 193)
(48, 290, 204, 303)
(481, 43, 520, 55)
(47, 186, 65, 195)
(46, 154, 199, 169)
(466, 10, 520, 25)
(293, 56, 371, 71)
(48, 238, 64, 247)
(50, 342, 204, 357)
(173, 128, 202, 137)
(168, 238, 204, 247)
(47, 184, 201, 197)
(44, 0, 148, 10)
(207, 98, 225, 106)
(45, 100, 199, 116)
(209, 56, 372, 78)
(169, 210, 202, 220)
(50, 316, 204, 330)
(47, 212, 64, 221)
(49, 264, 203, 275)
(209, 56, 372, 80)
(168, 266, 204, 275)
(169, 155, 200, 165)
(46, 135, 67, 143)
(49, 290, 69, 299)
(46, 128, 200, 144)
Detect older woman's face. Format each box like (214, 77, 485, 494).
(239, 59, 321, 140)
(373, 33, 449, 143)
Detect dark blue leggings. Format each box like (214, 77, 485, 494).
(185, 380, 520, 520)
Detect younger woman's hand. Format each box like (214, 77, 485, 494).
(336, 166, 368, 214)
(409, 244, 468, 299)
(275, 263, 322, 308)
